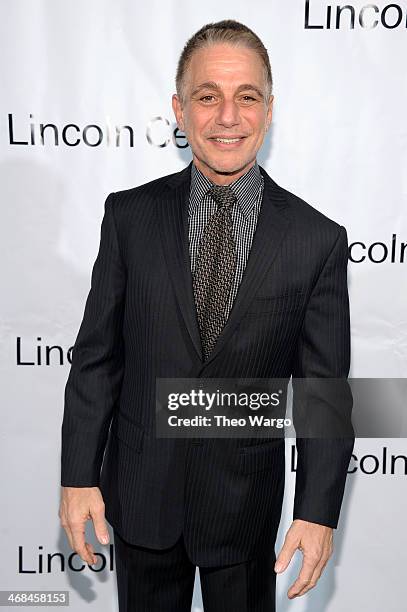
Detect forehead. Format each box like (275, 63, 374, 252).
(187, 43, 265, 89)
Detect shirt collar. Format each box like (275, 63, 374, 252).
(189, 160, 263, 220)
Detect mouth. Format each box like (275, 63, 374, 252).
(208, 136, 247, 148)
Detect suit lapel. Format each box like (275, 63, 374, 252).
(158, 161, 203, 361)
(157, 162, 292, 367)
(201, 166, 292, 367)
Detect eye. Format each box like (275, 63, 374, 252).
(241, 96, 257, 102)
(200, 95, 216, 102)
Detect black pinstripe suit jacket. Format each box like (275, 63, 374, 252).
(61, 161, 354, 566)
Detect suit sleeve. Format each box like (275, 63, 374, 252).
(292, 225, 355, 528)
(60, 192, 126, 487)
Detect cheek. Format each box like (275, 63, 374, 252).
(188, 108, 212, 133)
(246, 110, 267, 133)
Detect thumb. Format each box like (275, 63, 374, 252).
(274, 536, 298, 574)
(91, 507, 110, 545)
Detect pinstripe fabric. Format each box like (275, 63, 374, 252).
(114, 531, 195, 612)
(114, 529, 276, 612)
(61, 160, 354, 567)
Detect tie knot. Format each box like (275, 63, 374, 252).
(207, 184, 237, 211)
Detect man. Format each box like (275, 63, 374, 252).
(60, 19, 354, 611)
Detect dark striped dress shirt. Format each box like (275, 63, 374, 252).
(188, 160, 264, 318)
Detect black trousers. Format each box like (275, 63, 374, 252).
(114, 529, 276, 612)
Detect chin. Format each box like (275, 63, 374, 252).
(210, 159, 251, 176)
(202, 154, 246, 174)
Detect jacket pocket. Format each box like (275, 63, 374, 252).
(239, 440, 284, 475)
(111, 412, 145, 453)
(245, 290, 305, 315)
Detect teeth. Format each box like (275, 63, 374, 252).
(215, 138, 241, 143)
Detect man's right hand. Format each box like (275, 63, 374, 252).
(59, 486, 110, 566)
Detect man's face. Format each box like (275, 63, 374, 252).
(172, 43, 273, 184)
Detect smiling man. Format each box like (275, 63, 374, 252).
(174, 43, 271, 183)
(60, 19, 354, 612)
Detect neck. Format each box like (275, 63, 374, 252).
(192, 156, 257, 185)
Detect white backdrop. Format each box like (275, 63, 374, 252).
(1, 1, 406, 610)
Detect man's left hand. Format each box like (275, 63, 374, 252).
(274, 519, 333, 598)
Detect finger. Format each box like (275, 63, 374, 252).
(59, 505, 75, 551)
(70, 522, 96, 565)
(90, 501, 110, 545)
(85, 542, 98, 566)
(275, 533, 300, 573)
(287, 552, 321, 598)
(295, 547, 332, 597)
(62, 522, 75, 551)
(294, 555, 329, 597)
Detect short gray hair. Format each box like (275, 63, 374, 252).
(176, 20, 273, 106)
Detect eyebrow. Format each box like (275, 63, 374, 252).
(190, 81, 264, 100)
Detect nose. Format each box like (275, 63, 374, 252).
(215, 98, 240, 128)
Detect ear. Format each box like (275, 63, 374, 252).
(172, 94, 185, 132)
(265, 94, 274, 130)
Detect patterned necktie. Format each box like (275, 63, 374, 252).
(192, 184, 237, 360)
